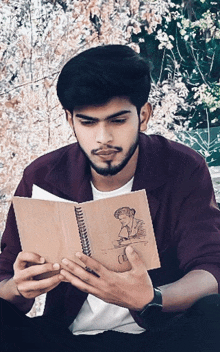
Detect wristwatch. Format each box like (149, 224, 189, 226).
(137, 287, 163, 320)
(136, 288, 180, 332)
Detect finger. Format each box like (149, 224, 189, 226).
(44, 276, 65, 293)
(15, 263, 60, 283)
(126, 246, 145, 271)
(14, 252, 45, 270)
(61, 258, 99, 284)
(75, 253, 106, 276)
(18, 273, 64, 296)
(60, 268, 98, 295)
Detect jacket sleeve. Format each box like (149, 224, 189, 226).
(174, 158, 220, 290)
(0, 172, 33, 281)
(131, 157, 220, 331)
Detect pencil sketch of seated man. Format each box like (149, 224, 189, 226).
(113, 207, 147, 247)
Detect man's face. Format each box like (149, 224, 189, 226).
(67, 97, 150, 176)
(118, 214, 131, 227)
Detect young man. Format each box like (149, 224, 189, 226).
(0, 45, 220, 352)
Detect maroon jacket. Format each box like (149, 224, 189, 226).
(1, 133, 220, 327)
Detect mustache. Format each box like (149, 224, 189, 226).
(91, 145, 122, 155)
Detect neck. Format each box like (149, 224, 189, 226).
(91, 147, 139, 192)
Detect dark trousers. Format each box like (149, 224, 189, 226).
(1, 295, 220, 352)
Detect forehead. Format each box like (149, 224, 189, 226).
(73, 97, 137, 119)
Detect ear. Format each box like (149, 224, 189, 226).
(66, 110, 77, 138)
(65, 110, 73, 129)
(139, 102, 152, 132)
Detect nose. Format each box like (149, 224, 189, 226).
(95, 123, 113, 145)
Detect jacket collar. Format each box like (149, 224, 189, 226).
(45, 133, 171, 220)
(132, 133, 170, 220)
(45, 143, 93, 203)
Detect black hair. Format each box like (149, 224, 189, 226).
(114, 207, 136, 219)
(57, 44, 151, 115)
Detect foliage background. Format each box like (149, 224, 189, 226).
(1, 0, 220, 237)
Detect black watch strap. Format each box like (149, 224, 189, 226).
(138, 287, 163, 318)
(135, 288, 180, 332)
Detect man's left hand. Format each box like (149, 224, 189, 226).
(60, 246, 154, 310)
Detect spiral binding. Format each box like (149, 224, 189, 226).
(74, 206, 92, 257)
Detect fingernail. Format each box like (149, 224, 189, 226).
(53, 263, 60, 270)
(40, 257, 45, 263)
(76, 252, 82, 258)
(127, 246, 134, 254)
(62, 258, 69, 265)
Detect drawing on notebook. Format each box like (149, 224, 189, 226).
(112, 207, 148, 248)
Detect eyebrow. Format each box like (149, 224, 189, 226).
(75, 110, 132, 121)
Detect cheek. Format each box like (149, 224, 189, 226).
(74, 127, 93, 147)
(114, 124, 134, 138)
(119, 126, 139, 147)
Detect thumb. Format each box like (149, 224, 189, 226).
(126, 246, 144, 270)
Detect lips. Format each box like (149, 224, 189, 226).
(95, 149, 118, 156)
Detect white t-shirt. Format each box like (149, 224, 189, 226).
(69, 178, 145, 335)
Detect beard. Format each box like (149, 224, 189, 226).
(79, 133, 139, 176)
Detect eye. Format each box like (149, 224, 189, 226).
(79, 119, 97, 126)
(111, 118, 127, 124)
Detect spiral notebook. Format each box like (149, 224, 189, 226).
(13, 189, 160, 272)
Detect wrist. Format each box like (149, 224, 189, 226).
(133, 287, 181, 332)
(136, 287, 163, 319)
(14, 283, 25, 298)
(0, 278, 34, 313)
(11, 277, 24, 298)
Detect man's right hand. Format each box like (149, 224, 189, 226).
(13, 251, 64, 300)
